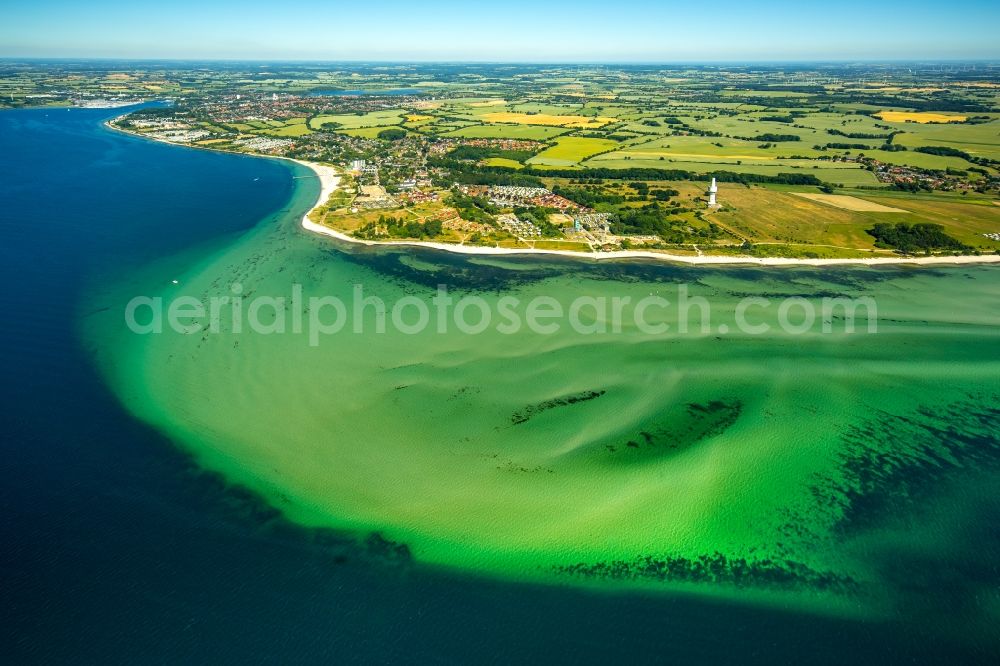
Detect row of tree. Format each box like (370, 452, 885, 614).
(354, 214, 443, 240)
(867, 222, 969, 254)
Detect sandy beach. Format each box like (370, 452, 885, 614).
(294, 160, 1000, 267)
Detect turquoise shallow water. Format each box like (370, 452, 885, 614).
(84, 148, 1000, 631)
(4, 106, 1000, 663)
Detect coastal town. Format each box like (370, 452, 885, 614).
(61, 61, 999, 259)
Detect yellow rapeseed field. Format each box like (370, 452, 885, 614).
(876, 111, 967, 123)
(792, 193, 907, 212)
(481, 112, 616, 128)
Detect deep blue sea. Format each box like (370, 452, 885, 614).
(0, 107, 993, 664)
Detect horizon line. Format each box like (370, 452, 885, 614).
(2, 56, 1000, 66)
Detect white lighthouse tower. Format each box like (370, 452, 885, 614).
(707, 177, 719, 207)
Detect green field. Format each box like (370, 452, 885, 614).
(309, 110, 405, 130)
(483, 157, 525, 169)
(527, 136, 619, 166)
(891, 119, 1000, 161)
(259, 120, 313, 137)
(445, 124, 571, 140)
(340, 126, 408, 139)
(585, 155, 881, 186)
(705, 184, 1000, 252)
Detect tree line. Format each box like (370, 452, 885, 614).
(867, 222, 969, 254)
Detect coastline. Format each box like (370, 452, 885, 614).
(109, 120, 1000, 267)
(294, 161, 1000, 267)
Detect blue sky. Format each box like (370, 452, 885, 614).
(2, 0, 998, 61)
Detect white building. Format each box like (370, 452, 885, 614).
(707, 177, 719, 207)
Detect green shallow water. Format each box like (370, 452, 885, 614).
(84, 163, 1000, 622)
